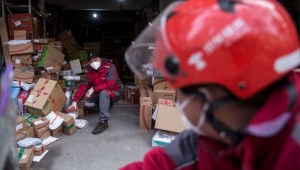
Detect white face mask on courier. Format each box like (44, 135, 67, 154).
(90, 61, 101, 70)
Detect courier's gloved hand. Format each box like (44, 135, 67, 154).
(85, 87, 94, 98)
(67, 101, 77, 112)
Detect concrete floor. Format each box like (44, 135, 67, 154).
(31, 101, 155, 170)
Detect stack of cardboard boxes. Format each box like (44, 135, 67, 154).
(0, 13, 89, 170)
(125, 73, 184, 147)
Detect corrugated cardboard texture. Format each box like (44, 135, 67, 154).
(56, 111, 77, 135)
(13, 68, 34, 83)
(17, 147, 34, 170)
(9, 43, 34, 55)
(38, 45, 65, 71)
(155, 105, 185, 133)
(139, 86, 153, 98)
(14, 30, 27, 40)
(12, 54, 32, 69)
(139, 97, 153, 130)
(24, 78, 67, 116)
(153, 90, 176, 104)
(51, 125, 62, 138)
(16, 116, 26, 132)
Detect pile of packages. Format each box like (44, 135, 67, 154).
(123, 71, 184, 147)
(0, 13, 91, 170)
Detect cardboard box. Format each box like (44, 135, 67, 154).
(9, 43, 35, 55)
(8, 13, 33, 39)
(153, 77, 173, 90)
(21, 113, 39, 127)
(139, 86, 153, 98)
(58, 79, 65, 88)
(16, 126, 35, 142)
(51, 125, 62, 138)
(11, 87, 21, 105)
(154, 105, 185, 133)
(153, 90, 176, 104)
(38, 45, 65, 71)
(77, 103, 84, 119)
(56, 111, 77, 136)
(31, 117, 49, 129)
(17, 90, 31, 115)
(36, 128, 51, 140)
(135, 75, 152, 86)
(140, 97, 153, 130)
(70, 59, 82, 74)
(50, 41, 63, 52)
(124, 86, 140, 104)
(17, 147, 34, 170)
(14, 30, 27, 40)
(24, 78, 67, 116)
(12, 54, 32, 69)
(16, 116, 26, 132)
(41, 72, 60, 81)
(152, 130, 178, 147)
(157, 98, 175, 107)
(33, 144, 46, 156)
(13, 68, 34, 83)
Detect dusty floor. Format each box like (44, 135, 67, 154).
(31, 101, 155, 170)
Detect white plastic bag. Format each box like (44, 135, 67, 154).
(68, 112, 78, 120)
(17, 138, 42, 147)
(75, 119, 88, 129)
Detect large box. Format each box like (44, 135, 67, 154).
(13, 68, 34, 83)
(8, 13, 33, 39)
(38, 45, 65, 71)
(16, 126, 35, 142)
(135, 75, 152, 86)
(14, 30, 27, 40)
(17, 90, 31, 115)
(124, 86, 140, 104)
(50, 41, 63, 52)
(152, 130, 178, 147)
(24, 78, 67, 116)
(154, 105, 185, 133)
(153, 90, 176, 104)
(139, 86, 153, 98)
(17, 147, 34, 170)
(0, 17, 11, 64)
(9, 43, 35, 55)
(140, 97, 153, 130)
(12, 54, 32, 69)
(153, 77, 173, 90)
(56, 111, 77, 135)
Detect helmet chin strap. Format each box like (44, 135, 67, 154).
(204, 95, 244, 143)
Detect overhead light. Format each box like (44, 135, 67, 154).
(93, 13, 98, 18)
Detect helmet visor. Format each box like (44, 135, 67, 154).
(125, 1, 182, 79)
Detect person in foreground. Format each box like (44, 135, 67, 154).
(121, 0, 300, 169)
(68, 52, 123, 135)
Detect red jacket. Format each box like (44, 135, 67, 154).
(120, 72, 300, 170)
(73, 60, 123, 102)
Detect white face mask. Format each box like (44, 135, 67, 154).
(90, 61, 101, 70)
(176, 94, 209, 135)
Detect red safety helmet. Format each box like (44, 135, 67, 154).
(125, 0, 300, 99)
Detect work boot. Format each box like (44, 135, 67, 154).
(92, 120, 108, 135)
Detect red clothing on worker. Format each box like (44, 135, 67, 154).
(73, 60, 122, 102)
(120, 72, 300, 170)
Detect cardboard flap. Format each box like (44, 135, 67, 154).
(155, 105, 185, 133)
(140, 97, 152, 105)
(9, 43, 34, 55)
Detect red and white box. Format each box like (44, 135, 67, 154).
(17, 90, 31, 115)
